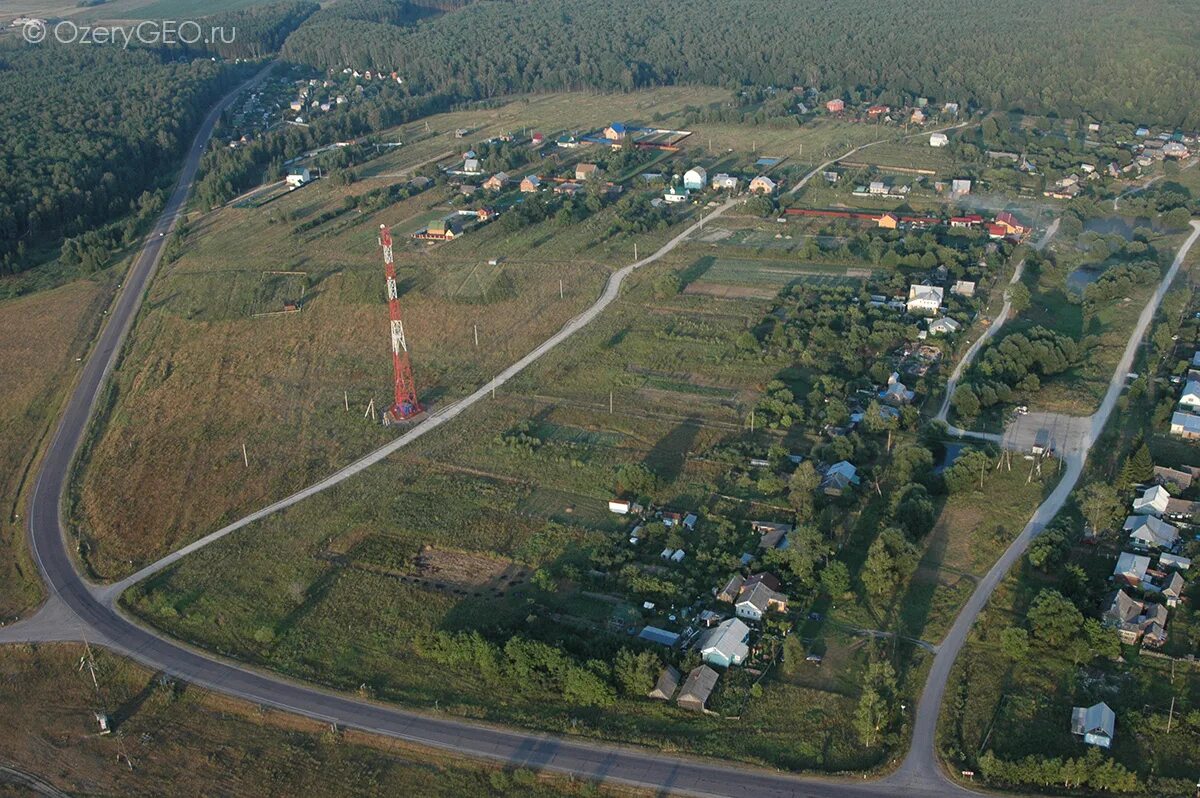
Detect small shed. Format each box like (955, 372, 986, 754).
(649, 665, 681, 701)
(677, 665, 719, 711)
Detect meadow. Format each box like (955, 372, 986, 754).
(0, 275, 115, 617)
(73, 88, 896, 578)
(0, 644, 635, 798)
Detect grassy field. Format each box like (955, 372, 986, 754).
(73, 88, 914, 579)
(0, 0, 275, 23)
(0, 276, 116, 618)
(0, 644, 636, 798)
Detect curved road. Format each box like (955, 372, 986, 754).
(7, 72, 1197, 797)
(936, 218, 1059, 429)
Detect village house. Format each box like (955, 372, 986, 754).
(826, 98, 845, 113)
(994, 211, 1029, 237)
(285, 167, 312, 188)
(1179, 379, 1200, 410)
(603, 122, 628, 141)
(907, 284, 944, 315)
(1132, 484, 1171, 516)
(1163, 571, 1186, 607)
(880, 372, 915, 404)
(928, 317, 961, 336)
(821, 460, 860, 495)
(482, 172, 509, 191)
(749, 175, 777, 194)
(735, 582, 789, 622)
(951, 178, 971, 195)
(520, 175, 542, 193)
(867, 104, 889, 118)
(951, 279, 976, 297)
(717, 574, 745, 603)
(753, 521, 792, 550)
(877, 212, 899, 230)
(950, 215, 983, 228)
(1071, 702, 1116, 748)
(929, 132, 949, 147)
(1154, 465, 1199, 491)
(648, 665, 680, 701)
(711, 173, 739, 190)
(683, 167, 708, 190)
(1103, 590, 1167, 646)
(663, 184, 690, 204)
(699, 618, 750, 668)
(555, 181, 582, 196)
(575, 163, 599, 181)
(1123, 515, 1179, 550)
(1171, 410, 1200, 439)
(1113, 551, 1151, 586)
(676, 665, 719, 712)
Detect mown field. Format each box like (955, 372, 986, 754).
(0, 276, 115, 618)
(0, 644, 635, 798)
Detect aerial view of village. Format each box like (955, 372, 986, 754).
(2, 1, 1200, 796)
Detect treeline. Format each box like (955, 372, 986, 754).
(952, 327, 1080, 418)
(420, 629, 662, 708)
(279, 0, 1200, 128)
(0, 43, 248, 275)
(187, 2, 319, 60)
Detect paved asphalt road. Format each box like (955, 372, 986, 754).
(6, 61, 1198, 796)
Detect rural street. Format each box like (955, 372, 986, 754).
(936, 217, 1060, 429)
(4, 60, 1197, 798)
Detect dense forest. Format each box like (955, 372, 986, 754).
(280, 0, 1200, 128)
(0, 44, 251, 274)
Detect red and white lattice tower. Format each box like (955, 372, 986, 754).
(378, 224, 422, 420)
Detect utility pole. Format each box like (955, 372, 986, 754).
(242, 443, 249, 468)
(474, 324, 479, 347)
(609, 390, 614, 414)
(634, 242, 638, 261)
(344, 390, 349, 412)
(1168, 696, 1176, 734)
(559, 279, 564, 300)
(750, 409, 755, 433)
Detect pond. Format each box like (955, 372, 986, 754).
(934, 442, 967, 474)
(1066, 266, 1102, 295)
(1082, 215, 1153, 240)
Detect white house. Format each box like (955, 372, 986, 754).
(711, 173, 739, 190)
(734, 583, 788, 622)
(1114, 551, 1151, 586)
(1180, 379, 1200, 410)
(683, 167, 708, 191)
(1071, 702, 1115, 748)
(951, 280, 976, 297)
(928, 317, 961, 336)
(929, 132, 949, 147)
(663, 185, 690, 204)
(608, 499, 631, 514)
(670, 549, 686, 563)
(1133, 485, 1171, 516)
(951, 178, 971, 195)
(463, 157, 481, 174)
(907, 284, 944, 315)
(285, 167, 312, 188)
(1123, 515, 1179, 550)
(699, 618, 750, 668)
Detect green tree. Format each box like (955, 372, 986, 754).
(788, 461, 821, 519)
(613, 648, 660, 696)
(820, 560, 851, 597)
(951, 385, 981, 420)
(1027, 589, 1083, 647)
(862, 529, 919, 600)
(998, 626, 1030, 662)
(1078, 482, 1120, 534)
(1008, 281, 1031, 313)
(854, 660, 898, 747)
